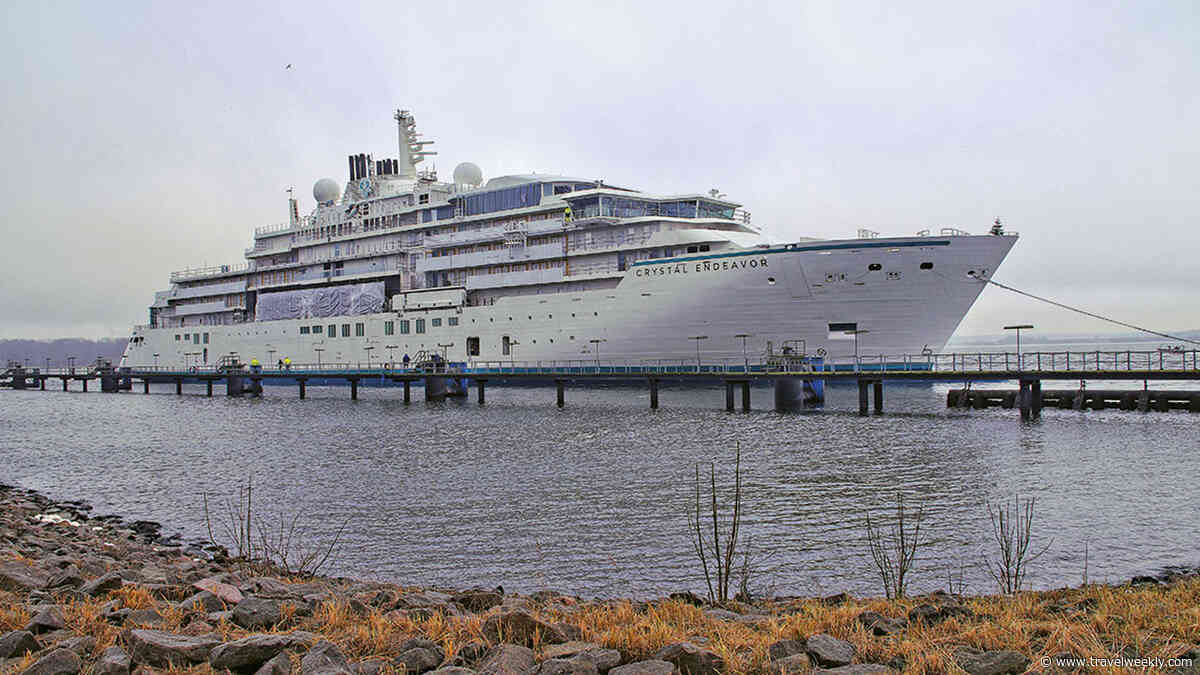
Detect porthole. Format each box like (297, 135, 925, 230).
(767, 277, 776, 285)
(868, 263, 882, 271)
(967, 269, 977, 277)
(920, 262, 934, 270)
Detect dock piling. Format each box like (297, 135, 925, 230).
(1018, 379, 1032, 421)
(858, 380, 869, 415)
(81, 378, 87, 393)
(175, 379, 182, 395)
(350, 378, 358, 400)
(649, 378, 659, 409)
(143, 379, 149, 394)
(741, 380, 751, 412)
(725, 381, 734, 411)
(556, 380, 565, 408)
(62, 378, 68, 392)
(477, 379, 486, 405)
(206, 380, 213, 397)
(298, 379, 306, 399)
(873, 380, 883, 414)
(403, 380, 410, 404)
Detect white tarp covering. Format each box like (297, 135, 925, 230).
(255, 282, 385, 321)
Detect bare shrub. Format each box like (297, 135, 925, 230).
(865, 492, 926, 599)
(689, 442, 744, 604)
(203, 476, 348, 577)
(984, 494, 1052, 594)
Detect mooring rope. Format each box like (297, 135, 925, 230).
(973, 273, 1200, 346)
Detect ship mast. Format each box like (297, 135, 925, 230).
(394, 109, 437, 179)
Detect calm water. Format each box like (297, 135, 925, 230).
(3, 341, 1198, 599)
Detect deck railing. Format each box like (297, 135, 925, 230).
(108, 349, 1200, 377)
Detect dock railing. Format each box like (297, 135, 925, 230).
(93, 349, 1200, 378)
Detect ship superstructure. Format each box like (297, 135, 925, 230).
(123, 109, 1017, 369)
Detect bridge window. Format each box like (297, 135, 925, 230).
(448, 317, 459, 326)
(400, 320, 410, 334)
(328, 324, 337, 336)
(431, 318, 442, 327)
(384, 321, 394, 336)
(313, 325, 323, 334)
(300, 326, 310, 335)
(355, 323, 364, 337)
(416, 319, 426, 334)
(341, 324, 350, 337)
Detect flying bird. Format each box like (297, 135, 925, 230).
(285, 63, 292, 69)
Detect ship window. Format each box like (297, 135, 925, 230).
(418, 193, 429, 204)
(313, 325, 323, 334)
(920, 262, 934, 270)
(328, 324, 337, 336)
(193, 333, 200, 343)
(687, 245, 698, 253)
(203, 333, 209, 343)
(341, 324, 350, 337)
(400, 320, 411, 334)
(384, 321, 394, 336)
(355, 323, 364, 337)
(868, 263, 882, 271)
(416, 319, 426, 334)
(431, 318, 442, 327)
(448, 317, 459, 326)
(467, 336, 480, 356)
(300, 326, 310, 334)
(175, 334, 181, 341)
(699, 244, 710, 252)
(553, 184, 571, 195)
(502, 335, 511, 355)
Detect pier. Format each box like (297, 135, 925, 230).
(3, 349, 1198, 420)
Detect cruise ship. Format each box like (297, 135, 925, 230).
(121, 109, 1018, 370)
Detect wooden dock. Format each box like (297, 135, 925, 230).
(4, 349, 1198, 420)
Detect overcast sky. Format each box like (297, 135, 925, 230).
(1, 0, 1196, 340)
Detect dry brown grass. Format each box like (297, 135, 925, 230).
(1, 578, 1195, 674)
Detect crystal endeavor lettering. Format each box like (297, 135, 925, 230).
(634, 257, 768, 278)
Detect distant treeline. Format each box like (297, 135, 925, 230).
(0, 338, 126, 367)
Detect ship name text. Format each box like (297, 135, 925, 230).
(635, 257, 769, 278)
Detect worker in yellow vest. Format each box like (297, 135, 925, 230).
(563, 205, 573, 223)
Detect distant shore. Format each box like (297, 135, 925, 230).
(1, 483, 1197, 674)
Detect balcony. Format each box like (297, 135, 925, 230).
(170, 263, 250, 282)
(417, 242, 564, 273)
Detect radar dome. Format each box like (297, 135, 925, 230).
(453, 162, 483, 187)
(313, 178, 340, 204)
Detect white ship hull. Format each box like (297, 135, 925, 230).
(122, 234, 1016, 369)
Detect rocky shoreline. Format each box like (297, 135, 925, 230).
(1, 483, 1198, 674)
